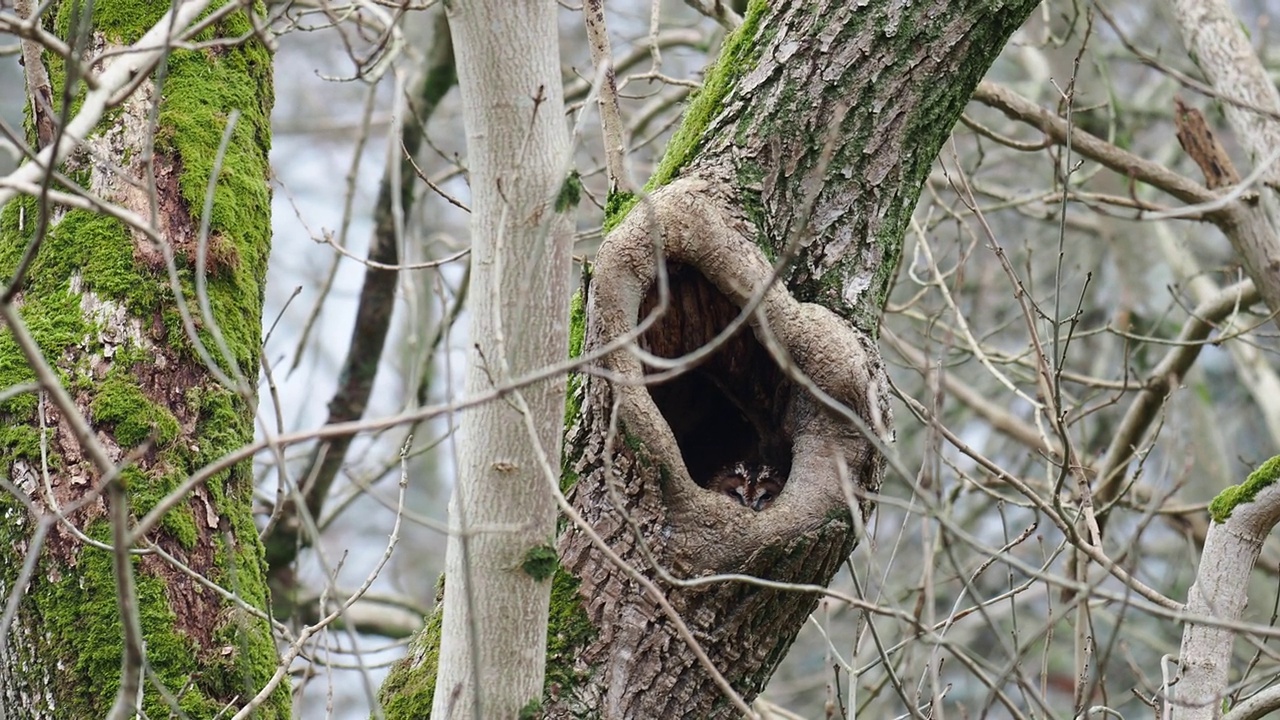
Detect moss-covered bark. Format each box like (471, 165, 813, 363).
(379, 580, 445, 717)
(0, 0, 284, 716)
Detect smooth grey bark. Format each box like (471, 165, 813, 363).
(429, 1, 576, 718)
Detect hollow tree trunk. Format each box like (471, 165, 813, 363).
(0, 2, 282, 717)
(546, 1, 1039, 717)
(378, 1, 1040, 717)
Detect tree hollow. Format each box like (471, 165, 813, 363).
(639, 263, 794, 492)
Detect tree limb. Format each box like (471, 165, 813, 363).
(1175, 457, 1280, 720)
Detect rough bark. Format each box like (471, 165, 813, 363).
(552, 177, 892, 718)
(427, 0, 576, 718)
(0, 1, 282, 718)
(378, 1, 1039, 716)
(1166, 0, 1280, 331)
(543, 1, 1040, 717)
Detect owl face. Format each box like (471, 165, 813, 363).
(710, 462, 782, 511)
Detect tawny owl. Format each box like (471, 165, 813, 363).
(709, 462, 782, 511)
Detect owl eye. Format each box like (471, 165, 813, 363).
(752, 491, 775, 511)
(728, 486, 750, 506)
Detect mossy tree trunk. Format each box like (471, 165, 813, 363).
(0, 1, 284, 718)
(380, 0, 1039, 717)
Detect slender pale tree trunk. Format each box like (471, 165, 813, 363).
(429, 1, 575, 718)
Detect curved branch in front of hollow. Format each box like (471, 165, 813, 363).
(585, 176, 891, 572)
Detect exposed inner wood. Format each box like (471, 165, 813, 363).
(636, 263, 793, 490)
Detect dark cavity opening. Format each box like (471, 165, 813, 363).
(638, 263, 793, 492)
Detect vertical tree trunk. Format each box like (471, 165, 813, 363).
(0, 2, 282, 717)
(548, 1, 1039, 716)
(427, 1, 576, 718)
(380, 1, 1038, 717)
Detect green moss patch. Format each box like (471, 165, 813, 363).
(0, 424, 44, 464)
(521, 544, 558, 582)
(518, 698, 544, 719)
(602, 191, 638, 233)
(561, 286, 588, 498)
(0, 208, 107, 420)
(2, 203, 163, 318)
(602, 0, 768, 233)
(155, 14, 273, 371)
(18, 522, 216, 717)
(556, 170, 582, 213)
(543, 568, 595, 701)
(380, 602, 443, 718)
(647, 0, 768, 189)
(562, 288, 586, 426)
(90, 370, 181, 447)
(1210, 455, 1280, 522)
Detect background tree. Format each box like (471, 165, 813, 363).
(4, 0, 1280, 718)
